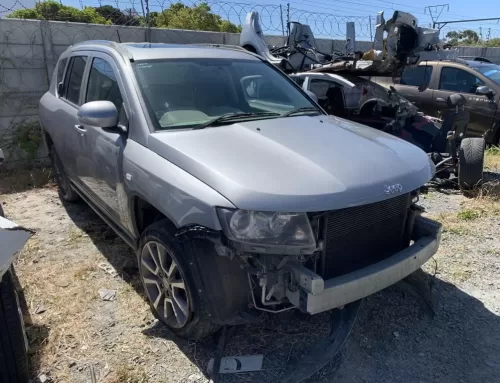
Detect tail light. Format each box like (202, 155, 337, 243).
(362, 87, 367, 96)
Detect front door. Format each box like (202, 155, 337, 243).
(433, 66, 497, 138)
(393, 65, 435, 115)
(76, 53, 129, 224)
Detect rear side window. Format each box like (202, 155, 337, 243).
(64, 56, 87, 105)
(400, 66, 433, 87)
(56, 58, 67, 90)
(86, 57, 123, 114)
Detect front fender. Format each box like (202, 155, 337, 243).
(122, 140, 235, 233)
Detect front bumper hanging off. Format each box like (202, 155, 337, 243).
(286, 216, 442, 314)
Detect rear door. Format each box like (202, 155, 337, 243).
(56, 54, 90, 179)
(392, 65, 435, 114)
(433, 66, 497, 137)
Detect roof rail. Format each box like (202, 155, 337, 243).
(70, 40, 134, 61)
(71, 39, 120, 48)
(188, 43, 249, 52)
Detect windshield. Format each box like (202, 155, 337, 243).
(473, 64, 500, 85)
(133, 58, 319, 130)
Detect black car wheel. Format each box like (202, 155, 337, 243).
(0, 268, 29, 383)
(138, 220, 219, 339)
(50, 145, 79, 202)
(458, 137, 485, 192)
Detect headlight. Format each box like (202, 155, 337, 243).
(217, 209, 316, 247)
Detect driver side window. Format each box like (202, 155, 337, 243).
(86, 57, 123, 114)
(309, 79, 341, 108)
(439, 67, 485, 94)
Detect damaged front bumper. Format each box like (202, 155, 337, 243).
(285, 216, 441, 314)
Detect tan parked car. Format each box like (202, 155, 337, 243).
(373, 59, 500, 145)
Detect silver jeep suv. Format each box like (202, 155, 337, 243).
(39, 41, 442, 339)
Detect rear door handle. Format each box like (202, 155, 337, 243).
(436, 98, 446, 103)
(74, 124, 86, 134)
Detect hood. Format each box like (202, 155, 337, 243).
(149, 115, 433, 212)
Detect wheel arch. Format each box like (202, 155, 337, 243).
(130, 194, 178, 239)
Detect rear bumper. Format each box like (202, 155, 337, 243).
(286, 215, 442, 314)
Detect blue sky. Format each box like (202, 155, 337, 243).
(48, 0, 500, 39)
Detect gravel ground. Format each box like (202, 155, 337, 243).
(1, 163, 500, 383)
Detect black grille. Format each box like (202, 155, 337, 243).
(321, 193, 411, 279)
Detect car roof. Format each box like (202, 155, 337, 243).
(70, 41, 261, 62)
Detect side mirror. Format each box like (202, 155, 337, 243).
(305, 90, 318, 103)
(78, 101, 119, 129)
(0, 148, 4, 165)
(476, 85, 494, 98)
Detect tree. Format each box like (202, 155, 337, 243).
(485, 38, 500, 47)
(445, 30, 480, 45)
(151, 3, 241, 32)
(7, 1, 109, 24)
(94, 5, 140, 26)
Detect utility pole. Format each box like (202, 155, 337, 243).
(424, 4, 450, 28)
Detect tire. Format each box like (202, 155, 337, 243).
(0, 269, 29, 383)
(49, 145, 79, 202)
(458, 137, 485, 191)
(137, 220, 219, 339)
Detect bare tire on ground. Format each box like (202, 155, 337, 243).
(458, 137, 485, 192)
(50, 144, 79, 202)
(0, 268, 29, 383)
(138, 220, 219, 339)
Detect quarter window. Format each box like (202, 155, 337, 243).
(439, 67, 485, 93)
(64, 56, 87, 105)
(86, 57, 123, 114)
(400, 66, 433, 87)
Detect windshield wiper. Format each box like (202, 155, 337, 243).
(282, 106, 321, 117)
(192, 112, 280, 130)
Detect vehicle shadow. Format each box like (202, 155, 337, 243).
(61, 201, 500, 383)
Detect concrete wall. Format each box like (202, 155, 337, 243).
(0, 17, 498, 165)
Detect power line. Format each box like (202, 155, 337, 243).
(424, 4, 449, 27)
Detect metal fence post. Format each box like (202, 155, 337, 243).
(369, 15, 373, 43)
(280, 4, 285, 36)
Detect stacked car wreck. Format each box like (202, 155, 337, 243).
(241, 10, 487, 193)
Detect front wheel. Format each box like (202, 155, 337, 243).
(0, 269, 29, 383)
(458, 137, 485, 192)
(138, 220, 219, 339)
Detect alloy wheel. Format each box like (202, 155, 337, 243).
(140, 241, 190, 328)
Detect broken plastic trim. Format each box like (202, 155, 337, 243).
(278, 299, 363, 382)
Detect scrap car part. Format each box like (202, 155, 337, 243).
(278, 299, 362, 383)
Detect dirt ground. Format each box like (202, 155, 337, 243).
(1, 153, 500, 383)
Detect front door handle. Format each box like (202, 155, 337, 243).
(436, 98, 446, 104)
(74, 124, 86, 134)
